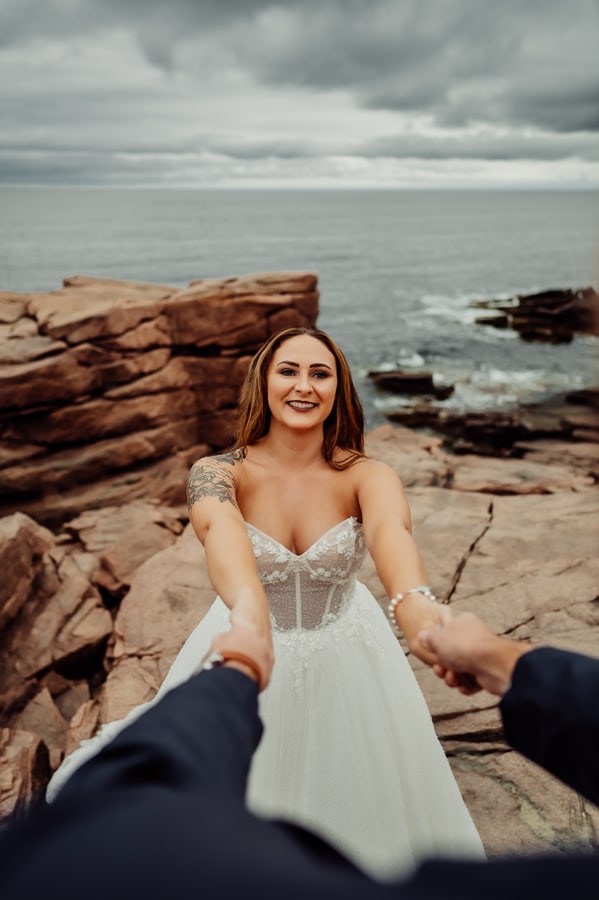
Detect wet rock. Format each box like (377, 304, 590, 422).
(369, 369, 454, 400)
(473, 286, 599, 343)
(385, 390, 599, 457)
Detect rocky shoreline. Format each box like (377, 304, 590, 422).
(472, 286, 599, 344)
(0, 275, 597, 860)
(369, 286, 599, 457)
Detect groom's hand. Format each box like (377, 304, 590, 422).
(202, 619, 275, 690)
(419, 612, 533, 697)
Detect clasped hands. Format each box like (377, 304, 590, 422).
(408, 605, 498, 696)
(418, 611, 531, 698)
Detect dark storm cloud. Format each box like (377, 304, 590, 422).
(0, 0, 597, 185)
(220, 0, 599, 136)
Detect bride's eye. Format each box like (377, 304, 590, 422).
(279, 368, 296, 376)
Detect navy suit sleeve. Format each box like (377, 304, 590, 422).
(55, 665, 263, 806)
(0, 668, 373, 900)
(499, 646, 599, 806)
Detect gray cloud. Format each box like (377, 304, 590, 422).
(361, 130, 599, 162)
(0, 0, 597, 186)
(223, 1, 599, 133)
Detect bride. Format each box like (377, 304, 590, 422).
(47, 326, 485, 879)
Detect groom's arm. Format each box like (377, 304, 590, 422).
(51, 570, 274, 806)
(54, 666, 263, 806)
(420, 613, 599, 806)
(500, 647, 599, 806)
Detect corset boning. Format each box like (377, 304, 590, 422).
(246, 517, 367, 632)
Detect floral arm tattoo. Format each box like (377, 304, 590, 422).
(186, 449, 245, 510)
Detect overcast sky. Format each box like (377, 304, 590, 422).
(1, 0, 598, 188)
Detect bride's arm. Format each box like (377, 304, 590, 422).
(356, 459, 449, 665)
(187, 451, 272, 651)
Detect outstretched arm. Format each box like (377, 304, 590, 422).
(187, 451, 272, 653)
(357, 460, 450, 664)
(419, 612, 599, 805)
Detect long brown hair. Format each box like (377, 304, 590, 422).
(235, 327, 365, 470)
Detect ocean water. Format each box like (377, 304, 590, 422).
(1, 187, 598, 426)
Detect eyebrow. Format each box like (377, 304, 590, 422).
(276, 360, 333, 370)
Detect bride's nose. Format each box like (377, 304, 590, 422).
(294, 371, 312, 392)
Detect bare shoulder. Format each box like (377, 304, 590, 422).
(186, 448, 246, 509)
(351, 456, 404, 488)
(351, 456, 411, 528)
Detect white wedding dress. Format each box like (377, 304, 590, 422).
(47, 516, 485, 880)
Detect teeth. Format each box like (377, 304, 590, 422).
(289, 401, 316, 409)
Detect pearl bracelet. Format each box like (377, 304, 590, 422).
(387, 585, 438, 634)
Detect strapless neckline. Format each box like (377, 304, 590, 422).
(245, 516, 361, 558)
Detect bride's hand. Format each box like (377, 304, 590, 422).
(230, 596, 274, 656)
(402, 602, 453, 666)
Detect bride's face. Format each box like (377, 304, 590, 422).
(266, 335, 338, 430)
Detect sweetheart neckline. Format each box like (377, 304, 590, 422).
(245, 516, 362, 558)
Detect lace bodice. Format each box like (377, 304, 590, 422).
(246, 517, 366, 632)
